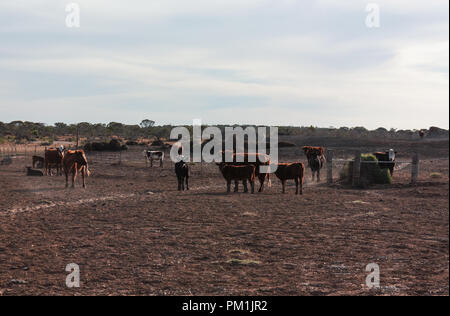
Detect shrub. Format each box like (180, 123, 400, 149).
(341, 153, 392, 186)
(430, 172, 442, 179)
(83, 139, 128, 152)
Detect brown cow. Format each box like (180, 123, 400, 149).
(62, 150, 90, 189)
(302, 146, 325, 182)
(32, 156, 44, 168)
(221, 152, 271, 192)
(217, 163, 256, 194)
(44, 148, 64, 176)
(274, 162, 305, 195)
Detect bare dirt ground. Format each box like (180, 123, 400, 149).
(0, 141, 448, 296)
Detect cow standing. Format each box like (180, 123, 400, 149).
(302, 146, 325, 182)
(62, 150, 90, 189)
(217, 163, 256, 194)
(144, 151, 164, 167)
(44, 148, 64, 176)
(274, 162, 305, 195)
(175, 160, 189, 191)
(221, 152, 271, 192)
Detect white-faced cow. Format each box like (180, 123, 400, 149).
(302, 146, 326, 182)
(144, 150, 165, 167)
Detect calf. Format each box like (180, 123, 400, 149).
(175, 161, 189, 191)
(26, 167, 44, 177)
(32, 156, 44, 168)
(221, 152, 271, 192)
(217, 163, 256, 194)
(373, 149, 396, 175)
(302, 146, 325, 182)
(274, 162, 305, 195)
(144, 150, 164, 167)
(44, 148, 64, 176)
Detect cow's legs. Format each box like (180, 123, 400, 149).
(250, 180, 255, 194)
(177, 177, 182, 191)
(258, 174, 265, 192)
(243, 180, 248, 193)
(81, 168, 86, 188)
(65, 171, 69, 189)
(295, 178, 299, 195)
(72, 166, 77, 188)
(317, 169, 321, 182)
(227, 180, 232, 193)
(185, 175, 189, 190)
(71, 171, 76, 188)
(160, 159, 163, 168)
(281, 180, 286, 194)
(234, 180, 239, 193)
(150, 159, 153, 168)
(299, 177, 303, 195)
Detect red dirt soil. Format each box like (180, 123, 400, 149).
(0, 145, 448, 296)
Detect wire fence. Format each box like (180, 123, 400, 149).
(1, 144, 448, 186)
(324, 149, 448, 186)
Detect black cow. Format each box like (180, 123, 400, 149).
(175, 161, 189, 191)
(373, 149, 397, 175)
(302, 146, 325, 182)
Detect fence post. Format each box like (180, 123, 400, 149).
(411, 152, 419, 184)
(352, 150, 361, 187)
(326, 149, 333, 184)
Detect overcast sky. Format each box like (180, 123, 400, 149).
(0, 0, 448, 129)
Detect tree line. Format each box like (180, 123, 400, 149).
(0, 120, 447, 144)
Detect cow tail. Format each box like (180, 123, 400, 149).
(267, 173, 272, 188)
(86, 165, 91, 176)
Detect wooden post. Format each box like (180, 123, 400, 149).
(326, 149, 333, 184)
(411, 153, 419, 184)
(352, 150, 361, 187)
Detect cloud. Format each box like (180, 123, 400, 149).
(0, 0, 448, 129)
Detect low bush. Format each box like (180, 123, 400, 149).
(341, 153, 392, 186)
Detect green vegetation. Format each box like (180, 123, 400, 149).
(430, 172, 442, 179)
(361, 154, 393, 185)
(226, 259, 261, 266)
(341, 153, 392, 185)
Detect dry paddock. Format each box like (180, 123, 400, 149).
(0, 153, 448, 296)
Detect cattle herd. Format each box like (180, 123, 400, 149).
(25, 146, 397, 194)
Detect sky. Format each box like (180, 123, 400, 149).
(0, 0, 448, 129)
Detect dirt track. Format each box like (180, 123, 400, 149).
(0, 147, 448, 296)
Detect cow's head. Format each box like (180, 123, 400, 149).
(302, 146, 324, 158)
